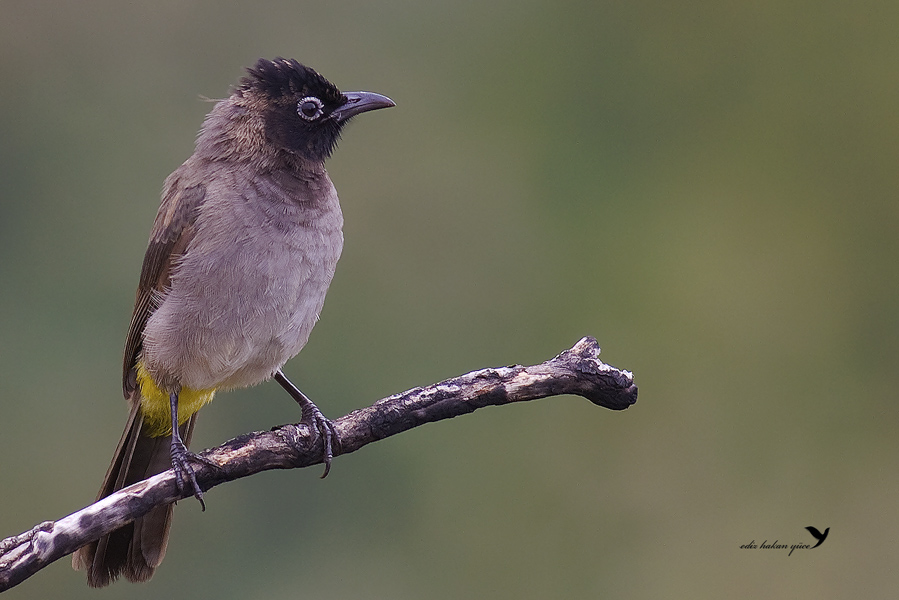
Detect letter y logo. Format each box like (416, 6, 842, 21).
(805, 526, 830, 549)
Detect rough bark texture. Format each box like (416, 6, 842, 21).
(0, 337, 636, 592)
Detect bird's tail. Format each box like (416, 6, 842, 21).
(72, 394, 196, 587)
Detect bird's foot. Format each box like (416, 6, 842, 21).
(299, 400, 338, 479)
(272, 370, 339, 478)
(170, 438, 217, 511)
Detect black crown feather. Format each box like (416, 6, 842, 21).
(240, 58, 344, 105)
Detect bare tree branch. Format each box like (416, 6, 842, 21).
(0, 337, 636, 592)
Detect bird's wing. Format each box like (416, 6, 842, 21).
(122, 180, 206, 395)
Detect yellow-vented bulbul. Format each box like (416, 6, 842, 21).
(72, 58, 394, 587)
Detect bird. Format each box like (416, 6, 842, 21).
(71, 58, 394, 587)
(805, 526, 829, 548)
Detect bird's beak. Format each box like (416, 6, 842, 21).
(332, 91, 395, 122)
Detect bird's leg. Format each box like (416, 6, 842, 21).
(273, 370, 337, 478)
(168, 391, 211, 510)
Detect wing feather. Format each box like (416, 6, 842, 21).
(122, 181, 206, 395)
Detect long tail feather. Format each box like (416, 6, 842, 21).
(72, 394, 196, 587)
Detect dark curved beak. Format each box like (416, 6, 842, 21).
(333, 91, 395, 122)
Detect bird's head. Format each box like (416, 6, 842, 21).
(235, 58, 395, 163)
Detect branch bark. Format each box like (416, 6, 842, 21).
(0, 336, 636, 592)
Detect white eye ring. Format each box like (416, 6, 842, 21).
(297, 96, 324, 121)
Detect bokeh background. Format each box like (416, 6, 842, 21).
(2, 1, 897, 598)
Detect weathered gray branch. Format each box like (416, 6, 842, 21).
(0, 336, 636, 592)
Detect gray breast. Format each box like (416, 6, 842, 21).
(141, 167, 343, 391)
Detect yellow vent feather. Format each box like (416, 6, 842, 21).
(136, 361, 216, 437)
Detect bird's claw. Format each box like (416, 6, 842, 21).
(170, 438, 214, 511)
(273, 370, 339, 478)
(300, 403, 337, 478)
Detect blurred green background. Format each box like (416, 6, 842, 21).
(2, 0, 897, 597)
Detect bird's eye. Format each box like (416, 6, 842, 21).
(297, 96, 324, 121)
